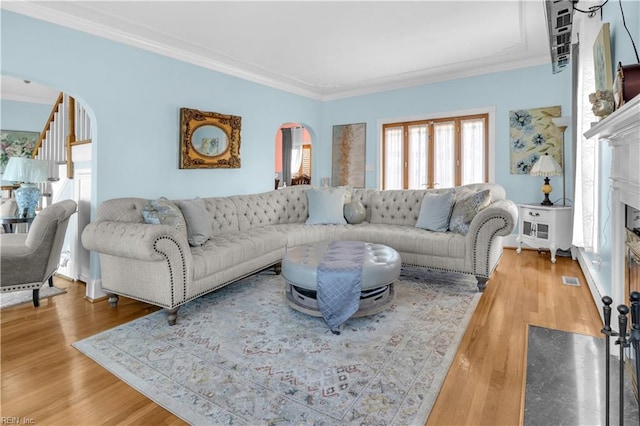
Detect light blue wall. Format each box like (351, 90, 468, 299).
(1, 99, 52, 132)
(2, 8, 579, 283)
(2, 10, 573, 209)
(322, 65, 573, 207)
(606, 0, 640, 67)
(1, 10, 322, 204)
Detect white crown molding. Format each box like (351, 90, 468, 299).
(321, 55, 551, 101)
(2, 2, 325, 100)
(2, 2, 551, 102)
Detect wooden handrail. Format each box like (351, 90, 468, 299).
(32, 92, 64, 159)
(31, 93, 90, 179)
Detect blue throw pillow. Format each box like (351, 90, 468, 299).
(415, 191, 456, 232)
(306, 187, 347, 225)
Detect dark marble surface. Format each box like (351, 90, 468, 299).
(525, 325, 639, 426)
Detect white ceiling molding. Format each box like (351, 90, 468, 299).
(2, 2, 323, 99)
(2, 1, 553, 101)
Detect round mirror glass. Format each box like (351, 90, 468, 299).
(192, 125, 228, 157)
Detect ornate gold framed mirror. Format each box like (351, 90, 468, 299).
(179, 107, 242, 169)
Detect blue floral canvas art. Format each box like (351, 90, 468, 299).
(509, 106, 563, 174)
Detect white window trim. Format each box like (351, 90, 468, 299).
(376, 106, 496, 189)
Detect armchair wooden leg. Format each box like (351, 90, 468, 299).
(274, 262, 282, 275)
(32, 289, 40, 307)
(48, 276, 54, 287)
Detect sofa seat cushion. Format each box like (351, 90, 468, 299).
(191, 227, 287, 280)
(341, 224, 465, 258)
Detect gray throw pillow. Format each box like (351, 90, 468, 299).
(306, 187, 347, 225)
(175, 197, 212, 247)
(142, 197, 188, 239)
(448, 189, 491, 235)
(344, 200, 366, 224)
(415, 191, 455, 232)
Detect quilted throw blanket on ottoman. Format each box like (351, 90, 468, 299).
(317, 241, 366, 333)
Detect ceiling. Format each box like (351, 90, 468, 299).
(1, 76, 61, 104)
(2, 1, 553, 101)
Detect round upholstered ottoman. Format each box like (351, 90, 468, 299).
(282, 241, 401, 318)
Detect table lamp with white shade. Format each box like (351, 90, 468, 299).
(2, 157, 48, 217)
(530, 153, 562, 206)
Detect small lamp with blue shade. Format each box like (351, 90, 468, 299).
(530, 153, 562, 206)
(2, 157, 48, 217)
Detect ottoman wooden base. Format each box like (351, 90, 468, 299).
(282, 241, 401, 319)
(286, 282, 396, 318)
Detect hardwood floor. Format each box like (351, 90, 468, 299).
(0, 249, 602, 425)
(428, 248, 603, 425)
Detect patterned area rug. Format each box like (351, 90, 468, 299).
(73, 266, 481, 425)
(0, 285, 66, 309)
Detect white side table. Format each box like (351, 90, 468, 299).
(516, 204, 574, 263)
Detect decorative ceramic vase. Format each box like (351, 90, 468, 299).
(344, 201, 366, 224)
(14, 183, 41, 217)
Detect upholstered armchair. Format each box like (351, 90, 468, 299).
(0, 199, 77, 306)
(1, 198, 18, 216)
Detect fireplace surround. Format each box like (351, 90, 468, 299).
(585, 96, 640, 321)
(585, 97, 640, 413)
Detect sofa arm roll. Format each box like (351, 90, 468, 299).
(468, 199, 518, 238)
(82, 221, 191, 262)
(466, 199, 518, 277)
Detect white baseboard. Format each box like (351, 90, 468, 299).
(85, 278, 106, 301)
(575, 248, 605, 324)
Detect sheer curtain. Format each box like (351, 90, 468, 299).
(461, 119, 485, 185)
(572, 11, 600, 253)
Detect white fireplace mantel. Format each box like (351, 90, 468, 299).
(584, 95, 640, 311)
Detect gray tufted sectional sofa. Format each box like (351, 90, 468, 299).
(81, 183, 517, 325)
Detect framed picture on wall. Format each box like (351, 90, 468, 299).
(179, 107, 242, 169)
(0, 130, 39, 173)
(593, 23, 613, 92)
(509, 106, 563, 174)
(331, 123, 366, 187)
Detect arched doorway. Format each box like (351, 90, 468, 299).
(275, 123, 313, 188)
(1, 74, 94, 287)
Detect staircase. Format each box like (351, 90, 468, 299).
(31, 93, 92, 282)
(32, 93, 92, 207)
